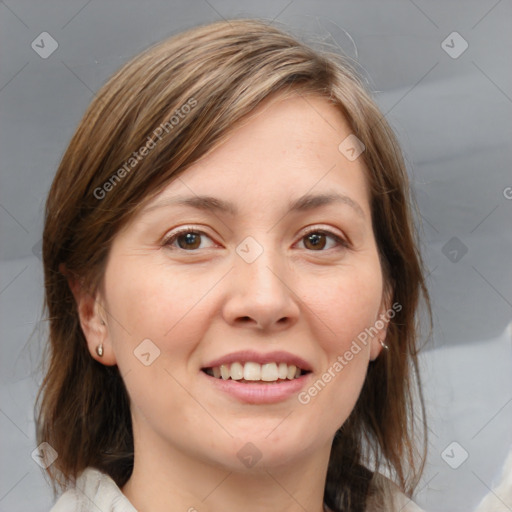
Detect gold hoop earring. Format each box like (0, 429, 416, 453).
(95, 344, 104, 357)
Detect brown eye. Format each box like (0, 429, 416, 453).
(298, 229, 347, 251)
(303, 232, 327, 250)
(176, 232, 201, 250)
(164, 229, 215, 251)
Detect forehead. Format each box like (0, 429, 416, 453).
(143, 93, 372, 219)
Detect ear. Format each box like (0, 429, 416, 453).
(60, 264, 117, 366)
(369, 281, 394, 361)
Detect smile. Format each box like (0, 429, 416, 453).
(202, 361, 310, 383)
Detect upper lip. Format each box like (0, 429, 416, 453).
(202, 350, 313, 372)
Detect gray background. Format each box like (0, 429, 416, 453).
(1, 1, 511, 511)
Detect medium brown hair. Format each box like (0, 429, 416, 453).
(36, 18, 431, 511)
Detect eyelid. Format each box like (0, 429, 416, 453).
(297, 225, 350, 248)
(161, 224, 349, 251)
(162, 225, 218, 249)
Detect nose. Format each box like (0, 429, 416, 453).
(221, 245, 300, 332)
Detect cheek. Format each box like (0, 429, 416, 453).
(304, 259, 384, 352)
(101, 258, 221, 439)
(295, 257, 383, 426)
(102, 257, 216, 371)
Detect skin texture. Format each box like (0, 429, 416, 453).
(74, 93, 390, 512)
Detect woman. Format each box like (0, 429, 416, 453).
(36, 19, 431, 512)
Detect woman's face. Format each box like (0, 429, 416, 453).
(89, 93, 390, 472)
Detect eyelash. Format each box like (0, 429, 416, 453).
(162, 226, 349, 252)
(299, 226, 349, 251)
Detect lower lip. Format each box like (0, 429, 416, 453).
(201, 371, 310, 404)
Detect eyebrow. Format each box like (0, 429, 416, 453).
(142, 192, 365, 219)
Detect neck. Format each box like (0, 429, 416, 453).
(122, 427, 331, 512)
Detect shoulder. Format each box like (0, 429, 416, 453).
(392, 491, 425, 512)
(50, 467, 137, 512)
(365, 472, 425, 512)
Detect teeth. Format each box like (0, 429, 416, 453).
(207, 361, 305, 382)
(220, 364, 230, 380)
(244, 362, 261, 381)
(230, 362, 244, 381)
(286, 364, 297, 380)
(261, 362, 278, 381)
